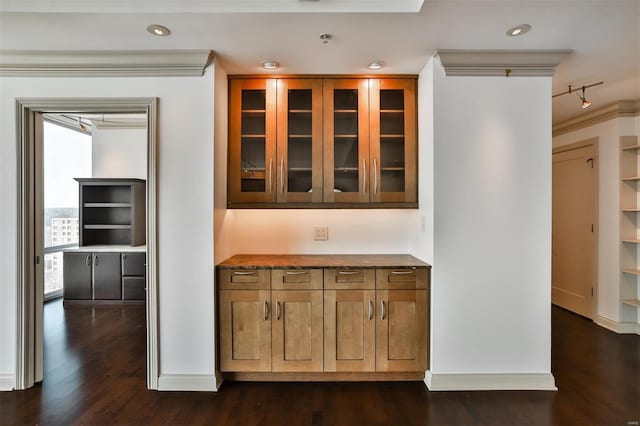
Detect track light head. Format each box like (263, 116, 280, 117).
(579, 86, 592, 109)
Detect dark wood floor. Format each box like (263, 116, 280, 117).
(1, 300, 638, 425)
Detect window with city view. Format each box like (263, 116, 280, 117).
(44, 120, 91, 298)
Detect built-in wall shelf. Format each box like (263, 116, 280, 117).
(84, 203, 131, 208)
(84, 224, 132, 230)
(76, 178, 146, 247)
(620, 136, 640, 324)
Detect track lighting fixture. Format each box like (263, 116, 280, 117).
(552, 81, 603, 110)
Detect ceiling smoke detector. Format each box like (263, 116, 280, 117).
(320, 33, 333, 44)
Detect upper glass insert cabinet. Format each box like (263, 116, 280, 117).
(227, 76, 417, 208)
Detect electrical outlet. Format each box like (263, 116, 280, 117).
(313, 226, 329, 241)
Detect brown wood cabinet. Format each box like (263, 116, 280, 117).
(217, 255, 430, 382)
(228, 76, 418, 208)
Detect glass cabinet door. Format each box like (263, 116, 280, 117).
(369, 79, 417, 203)
(276, 79, 323, 203)
(323, 79, 370, 203)
(228, 79, 277, 204)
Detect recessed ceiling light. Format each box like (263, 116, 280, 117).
(147, 24, 171, 37)
(506, 24, 531, 37)
(367, 61, 385, 70)
(262, 61, 280, 70)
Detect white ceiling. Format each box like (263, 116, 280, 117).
(1, 0, 638, 123)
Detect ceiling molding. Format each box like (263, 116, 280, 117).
(0, 50, 213, 77)
(436, 50, 572, 77)
(0, 0, 424, 13)
(552, 100, 640, 137)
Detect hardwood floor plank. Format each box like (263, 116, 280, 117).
(1, 301, 638, 426)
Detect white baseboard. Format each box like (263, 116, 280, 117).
(0, 374, 16, 391)
(595, 315, 640, 335)
(157, 374, 219, 392)
(425, 371, 557, 391)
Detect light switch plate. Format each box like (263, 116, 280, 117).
(313, 226, 329, 241)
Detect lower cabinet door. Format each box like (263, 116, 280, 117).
(272, 290, 323, 372)
(324, 290, 375, 372)
(219, 290, 272, 372)
(376, 290, 428, 372)
(93, 253, 122, 300)
(123, 276, 146, 300)
(63, 252, 93, 300)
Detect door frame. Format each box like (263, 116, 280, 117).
(14, 97, 159, 390)
(552, 137, 599, 319)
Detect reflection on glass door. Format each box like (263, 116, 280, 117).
(241, 90, 267, 192)
(379, 89, 405, 193)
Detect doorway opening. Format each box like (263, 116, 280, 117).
(15, 99, 158, 390)
(552, 139, 599, 319)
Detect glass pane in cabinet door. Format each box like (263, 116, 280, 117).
(379, 89, 405, 192)
(241, 90, 266, 192)
(333, 89, 359, 193)
(288, 89, 313, 192)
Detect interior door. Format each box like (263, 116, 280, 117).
(552, 145, 596, 318)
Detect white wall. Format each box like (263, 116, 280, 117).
(0, 70, 216, 389)
(429, 58, 553, 376)
(553, 116, 640, 324)
(91, 127, 147, 179)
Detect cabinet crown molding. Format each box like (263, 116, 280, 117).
(553, 100, 640, 136)
(436, 49, 571, 77)
(0, 50, 213, 77)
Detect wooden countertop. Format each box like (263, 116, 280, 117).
(217, 254, 430, 269)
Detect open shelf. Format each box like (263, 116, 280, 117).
(84, 224, 132, 230)
(241, 134, 266, 138)
(84, 203, 131, 208)
(622, 144, 640, 151)
(334, 134, 358, 138)
(381, 134, 405, 138)
(622, 299, 640, 307)
(622, 176, 640, 181)
(334, 109, 357, 113)
(622, 238, 640, 243)
(623, 269, 640, 275)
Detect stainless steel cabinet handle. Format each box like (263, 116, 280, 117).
(368, 300, 373, 320)
(362, 158, 367, 193)
(391, 270, 414, 275)
(276, 301, 281, 320)
(338, 270, 360, 275)
(233, 271, 256, 275)
(373, 158, 378, 196)
(380, 300, 386, 320)
(94, 255, 99, 267)
(85, 254, 91, 267)
(285, 270, 308, 275)
(280, 157, 285, 194)
(269, 158, 274, 194)
(263, 301, 269, 321)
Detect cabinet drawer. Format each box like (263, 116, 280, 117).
(123, 277, 146, 300)
(219, 269, 270, 290)
(271, 269, 323, 290)
(324, 269, 375, 290)
(122, 253, 146, 276)
(376, 268, 429, 290)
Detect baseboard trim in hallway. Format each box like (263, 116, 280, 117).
(425, 371, 557, 391)
(0, 374, 15, 391)
(595, 315, 640, 335)
(157, 374, 220, 391)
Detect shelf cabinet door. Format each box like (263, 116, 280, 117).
(376, 289, 428, 372)
(323, 79, 370, 203)
(63, 252, 93, 300)
(228, 79, 278, 204)
(93, 253, 122, 300)
(324, 289, 375, 372)
(219, 290, 272, 372)
(272, 290, 323, 372)
(369, 79, 417, 203)
(276, 79, 324, 203)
